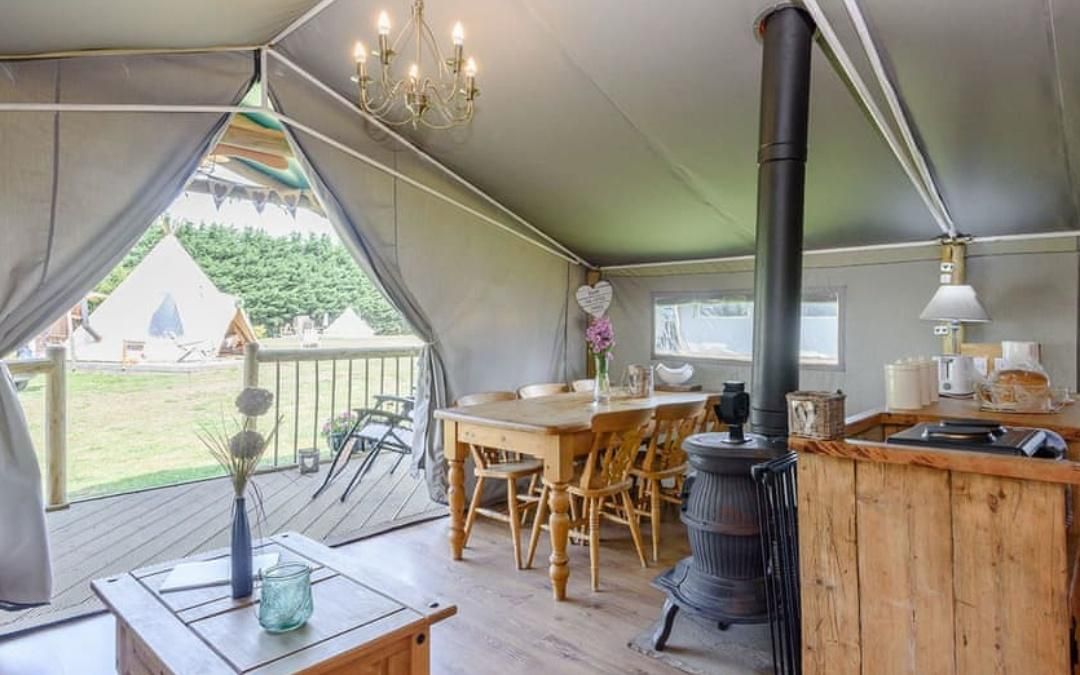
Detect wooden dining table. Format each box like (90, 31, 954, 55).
(435, 390, 710, 600)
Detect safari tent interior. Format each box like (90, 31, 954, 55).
(2, 0, 1080, 673)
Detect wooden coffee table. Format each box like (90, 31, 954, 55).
(92, 532, 455, 674)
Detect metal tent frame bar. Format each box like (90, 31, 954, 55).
(801, 0, 955, 238)
(599, 229, 1080, 273)
(265, 48, 591, 268)
(0, 96, 585, 267)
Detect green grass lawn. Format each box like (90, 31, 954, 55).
(16, 348, 418, 499)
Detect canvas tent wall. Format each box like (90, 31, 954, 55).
(71, 235, 255, 363)
(607, 237, 1080, 416)
(323, 307, 375, 339)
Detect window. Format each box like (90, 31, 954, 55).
(653, 288, 842, 366)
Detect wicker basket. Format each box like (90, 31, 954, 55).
(786, 390, 846, 440)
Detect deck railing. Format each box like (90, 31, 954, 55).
(3, 343, 419, 505)
(5, 345, 68, 509)
(242, 342, 421, 467)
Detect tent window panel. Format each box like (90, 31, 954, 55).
(652, 288, 842, 367)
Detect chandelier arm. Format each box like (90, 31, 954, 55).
(419, 20, 453, 81)
(421, 94, 473, 128)
(418, 105, 473, 131)
(389, 12, 418, 58)
(369, 78, 410, 114)
(423, 81, 458, 111)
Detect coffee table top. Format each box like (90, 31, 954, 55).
(92, 532, 456, 674)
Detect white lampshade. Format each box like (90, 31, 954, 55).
(919, 284, 990, 323)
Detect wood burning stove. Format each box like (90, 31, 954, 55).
(652, 382, 783, 649)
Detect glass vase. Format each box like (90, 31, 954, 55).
(230, 495, 253, 599)
(593, 353, 611, 404)
(258, 563, 314, 633)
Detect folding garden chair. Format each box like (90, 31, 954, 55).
(311, 394, 415, 502)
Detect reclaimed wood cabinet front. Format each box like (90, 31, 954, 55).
(798, 449, 1071, 674)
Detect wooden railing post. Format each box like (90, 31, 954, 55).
(243, 342, 260, 432)
(243, 342, 261, 389)
(45, 345, 67, 509)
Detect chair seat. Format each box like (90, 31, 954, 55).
(476, 458, 544, 479)
(356, 423, 413, 449)
(630, 463, 688, 480)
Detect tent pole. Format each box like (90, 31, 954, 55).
(0, 100, 587, 268)
(0, 45, 261, 61)
(800, 0, 953, 237)
(750, 5, 815, 441)
(839, 0, 954, 234)
(275, 116, 589, 268)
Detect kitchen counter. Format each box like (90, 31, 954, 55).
(791, 403, 1080, 675)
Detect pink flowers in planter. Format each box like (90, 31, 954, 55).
(586, 315, 615, 355)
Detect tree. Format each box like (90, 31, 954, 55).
(95, 218, 407, 336)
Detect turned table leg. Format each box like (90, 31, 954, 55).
(548, 481, 571, 600)
(444, 420, 466, 561)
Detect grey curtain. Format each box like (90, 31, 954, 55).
(268, 58, 583, 502)
(0, 52, 254, 608)
(275, 121, 454, 497)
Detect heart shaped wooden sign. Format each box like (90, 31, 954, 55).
(576, 281, 613, 318)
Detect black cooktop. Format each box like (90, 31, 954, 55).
(886, 418, 1063, 459)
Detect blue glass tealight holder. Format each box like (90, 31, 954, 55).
(257, 562, 313, 633)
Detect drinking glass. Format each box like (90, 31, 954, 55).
(257, 562, 313, 633)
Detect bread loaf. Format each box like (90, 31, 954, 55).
(994, 368, 1049, 388)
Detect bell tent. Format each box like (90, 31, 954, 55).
(323, 307, 375, 339)
(71, 235, 255, 363)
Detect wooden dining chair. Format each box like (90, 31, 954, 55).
(698, 394, 723, 432)
(570, 378, 595, 393)
(518, 382, 569, 399)
(630, 400, 706, 561)
(526, 408, 653, 590)
(457, 391, 542, 570)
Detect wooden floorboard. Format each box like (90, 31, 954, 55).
(0, 517, 691, 675)
(0, 453, 438, 636)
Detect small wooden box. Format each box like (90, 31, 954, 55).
(786, 390, 846, 440)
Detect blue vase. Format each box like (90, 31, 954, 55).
(231, 496, 253, 598)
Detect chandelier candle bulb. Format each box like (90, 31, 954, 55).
(450, 22, 465, 72)
(465, 57, 477, 99)
(353, 42, 368, 83)
(377, 11, 391, 35)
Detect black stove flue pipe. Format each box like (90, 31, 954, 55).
(750, 6, 815, 442)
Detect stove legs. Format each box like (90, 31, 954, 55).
(652, 598, 679, 651)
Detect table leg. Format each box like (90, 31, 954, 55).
(444, 420, 466, 561)
(548, 481, 571, 600)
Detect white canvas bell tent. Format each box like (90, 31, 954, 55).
(323, 307, 375, 339)
(71, 235, 256, 363)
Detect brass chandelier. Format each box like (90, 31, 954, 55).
(351, 0, 478, 129)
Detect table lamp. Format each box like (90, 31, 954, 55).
(919, 284, 990, 354)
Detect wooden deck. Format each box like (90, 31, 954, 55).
(0, 517, 697, 674)
(0, 452, 444, 636)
